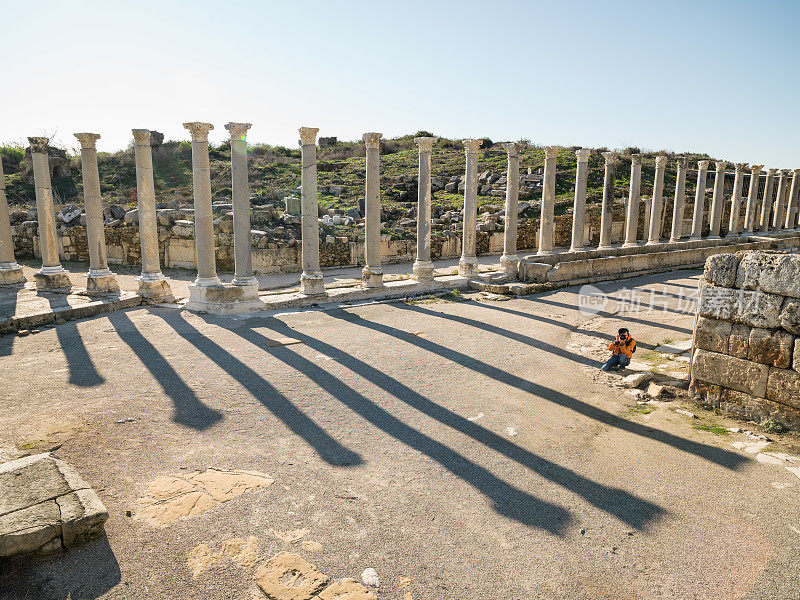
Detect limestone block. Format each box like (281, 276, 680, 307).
(718, 387, 800, 430)
(780, 300, 800, 335)
(766, 368, 800, 410)
(317, 578, 378, 600)
(688, 378, 722, 408)
(753, 253, 800, 298)
(691, 349, 769, 398)
(796, 341, 800, 374)
(703, 253, 740, 288)
(254, 552, 330, 600)
(728, 323, 751, 359)
(694, 316, 731, 354)
(747, 328, 794, 368)
(56, 489, 108, 548)
(698, 284, 783, 328)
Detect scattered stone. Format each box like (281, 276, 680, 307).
(188, 543, 221, 577)
(675, 408, 696, 418)
(223, 536, 261, 567)
(646, 382, 665, 398)
(397, 577, 412, 588)
(271, 528, 309, 544)
(506, 427, 518, 437)
(361, 568, 380, 588)
(653, 339, 693, 355)
(301, 540, 323, 552)
(17, 329, 29, 337)
(732, 440, 771, 454)
(254, 552, 330, 600)
(756, 453, 786, 466)
(621, 372, 653, 388)
(318, 578, 377, 600)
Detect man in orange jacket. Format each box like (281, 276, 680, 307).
(600, 327, 636, 371)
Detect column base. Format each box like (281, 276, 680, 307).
(688, 236, 702, 242)
(536, 249, 554, 256)
(361, 266, 384, 288)
(0, 263, 25, 285)
(232, 275, 259, 287)
(194, 275, 222, 287)
(34, 270, 71, 291)
(412, 259, 435, 282)
(86, 272, 120, 295)
(568, 246, 586, 253)
(185, 282, 264, 314)
(597, 244, 614, 251)
(499, 254, 519, 277)
(137, 276, 175, 304)
(299, 271, 326, 296)
(621, 242, 639, 248)
(645, 240, 661, 246)
(458, 256, 478, 278)
(707, 234, 721, 240)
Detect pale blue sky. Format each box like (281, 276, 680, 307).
(4, 0, 798, 167)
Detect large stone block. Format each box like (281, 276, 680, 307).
(728, 323, 751, 359)
(718, 387, 800, 431)
(689, 378, 722, 408)
(694, 316, 731, 354)
(698, 284, 783, 328)
(766, 368, 800, 410)
(691, 349, 769, 398)
(780, 300, 800, 335)
(703, 252, 740, 288)
(748, 328, 794, 368)
(736, 251, 780, 290)
(736, 251, 800, 297)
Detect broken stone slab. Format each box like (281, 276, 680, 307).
(254, 552, 330, 600)
(317, 578, 378, 600)
(0, 453, 107, 557)
(653, 339, 693, 355)
(621, 372, 653, 388)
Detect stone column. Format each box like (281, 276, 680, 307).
(225, 122, 258, 291)
(74, 133, 118, 293)
(0, 154, 25, 284)
(669, 156, 688, 242)
(726, 163, 747, 237)
(773, 169, 790, 230)
(502, 142, 522, 271)
(537, 146, 557, 255)
(785, 169, 800, 230)
(743, 165, 763, 233)
(28, 137, 70, 290)
(622, 154, 642, 248)
(598, 152, 617, 250)
(759, 168, 777, 232)
(299, 127, 325, 295)
(412, 136, 435, 282)
(362, 132, 384, 287)
(689, 160, 709, 241)
(647, 155, 668, 244)
(707, 161, 727, 239)
(570, 148, 590, 252)
(132, 129, 174, 303)
(459, 139, 481, 277)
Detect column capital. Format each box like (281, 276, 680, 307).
(750, 164, 764, 173)
(697, 160, 710, 170)
(780, 168, 792, 175)
(504, 142, 522, 156)
(27, 137, 49, 153)
(734, 162, 748, 172)
(362, 132, 383, 150)
(183, 122, 214, 142)
(655, 155, 668, 168)
(792, 168, 800, 175)
(630, 153, 642, 165)
(73, 132, 101, 149)
(714, 161, 727, 172)
(299, 127, 319, 146)
(601, 151, 617, 165)
(675, 156, 687, 168)
(544, 146, 559, 160)
(463, 139, 481, 154)
(575, 148, 590, 162)
(414, 136, 435, 152)
(224, 122, 251, 141)
(132, 129, 151, 145)
(767, 168, 778, 175)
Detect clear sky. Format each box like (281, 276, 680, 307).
(4, 0, 798, 167)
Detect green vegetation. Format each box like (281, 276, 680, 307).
(692, 421, 728, 435)
(630, 406, 653, 415)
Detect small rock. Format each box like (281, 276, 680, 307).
(646, 382, 665, 398)
(675, 408, 696, 418)
(54, 318, 66, 325)
(361, 568, 380, 588)
(17, 329, 30, 337)
(622, 372, 653, 388)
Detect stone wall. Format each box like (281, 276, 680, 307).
(690, 251, 800, 430)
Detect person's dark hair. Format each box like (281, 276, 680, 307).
(618, 327, 629, 335)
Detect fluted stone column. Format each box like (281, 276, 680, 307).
(502, 142, 522, 271)
(29, 137, 70, 290)
(0, 155, 25, 284)
(743, 165, 763, 233)
(459, 139, 480, 277)
(647, 156, 667, 244)
(670, 157, 688, 242)
(570, 148, 590, 252)
(689, 160, 710, 241)
(225, 122, 258, 289)
(298, 127, 325, 295)
(773, 169, 790, 230)
(412, 136, 435, 282)
(598, 152, 617, 250)
(74, 133, 118, 294)
(707, 161, 727, 239)
(132, 129, 174, 303)
(622, 154, 642, 248)
(727, 163, 747, 237)
(759, 169, 777, 232)
(362, 132, 384, 287)
(537, 146, 557, 255)
(785, 169, 800, 230)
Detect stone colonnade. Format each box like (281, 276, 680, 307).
(0, 154, 24, 284)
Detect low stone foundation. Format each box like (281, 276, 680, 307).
(689, 250, 800, 430)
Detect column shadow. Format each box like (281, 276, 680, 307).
(53, 321, 105, 387)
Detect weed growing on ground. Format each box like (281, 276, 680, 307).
(630, 406, 653, 415)
(692, 421, 728, 435)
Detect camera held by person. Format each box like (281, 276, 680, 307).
(600, 327, 636, 371)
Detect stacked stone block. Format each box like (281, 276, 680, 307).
(690, 250, 800, 429)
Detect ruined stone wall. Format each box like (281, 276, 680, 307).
(690, 251, 800, 430)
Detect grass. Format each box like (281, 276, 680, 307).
(630, 406, 653, 415)
(692, 421, 729, 435)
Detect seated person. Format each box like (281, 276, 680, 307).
(601, 327, 636, 371)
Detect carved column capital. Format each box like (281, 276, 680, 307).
(697, 160, 710, 170)
(544, 146, 559, 160)
(655, 155, 668, 168)
(575, 148, 590, 162)
(675, 156, 687, 168)
(183, 122, 214, 142)
(750, 164, 764, 173)
(362, 132, 383, 150)
(602, 152, 617, 165)
(27, 137, 49, 154)
(630, 153, 642, 165)
(504, 142, 522, 157)
(462, 139, 481, 154)
(414, 137, 435, 152)
(734, 163, 748, 172)
(767, 168, 778, 175)
(224, 122, 251, 141)
(132, 129, 151, 145)
(299, 127, 319, 146)
(714, 161, 727, 172)
(73, 132, 101, 149)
